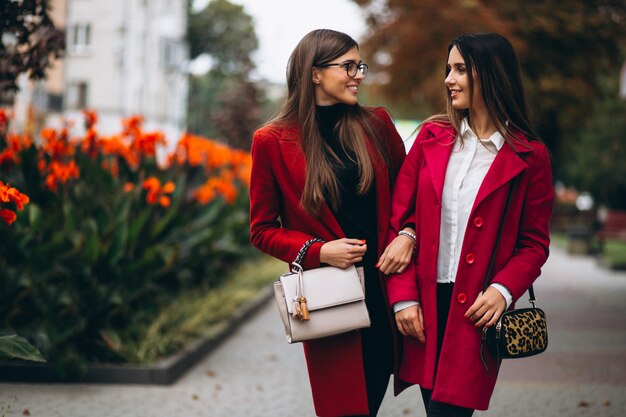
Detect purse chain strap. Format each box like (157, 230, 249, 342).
(292, 238, 324, 272)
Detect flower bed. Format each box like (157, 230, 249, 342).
(0, 109, 255, 378)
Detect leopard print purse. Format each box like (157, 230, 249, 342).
(479, 183, 549, 370)
(482, 289, 548, 362)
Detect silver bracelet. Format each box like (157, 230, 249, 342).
(398, 230, 416, 242)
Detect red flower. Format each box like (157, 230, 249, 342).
(0, 208, 16, 225)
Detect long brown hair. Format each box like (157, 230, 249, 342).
(427, 33, 540, 146)
(269, 29, 392, 214)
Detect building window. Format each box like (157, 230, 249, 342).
(68, 23, 92, 53)
(67, 81, 89, 109)
(160, 38, 187, 72)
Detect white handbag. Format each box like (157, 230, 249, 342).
(273, 239, 371, 343)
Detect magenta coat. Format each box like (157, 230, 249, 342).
(249, 107, 406, 416)
(386, 122, 554, 410)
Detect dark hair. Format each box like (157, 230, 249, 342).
(269, 29, 391, 214)
(436, 32, 540, 145)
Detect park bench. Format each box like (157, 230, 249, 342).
(596, 209, 626, 245)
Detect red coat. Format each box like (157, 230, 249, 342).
(386, 122, 554, 410)
(249, 107, 406, 416)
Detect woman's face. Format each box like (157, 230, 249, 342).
(313, 46, 364, 106)
(445, 45, 483, 111)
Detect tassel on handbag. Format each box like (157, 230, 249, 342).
(299, 297, 310, 321)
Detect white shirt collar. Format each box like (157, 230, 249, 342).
(459, 118, 505, 151)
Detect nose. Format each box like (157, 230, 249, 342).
(445, 73, 454, 87)
(354, 70, 365, 81)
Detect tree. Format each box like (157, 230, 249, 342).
(186, 0, 263, 149)
(0, 0, 65, 97)
(567, 77, 626, 209)
(351, 0, 626, 177)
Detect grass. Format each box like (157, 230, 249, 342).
(602, 240, 626, 269)
(111, 254, 287, 363)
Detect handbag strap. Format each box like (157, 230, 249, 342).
(291, 238, 324, 272)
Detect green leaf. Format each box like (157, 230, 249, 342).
(0, 335, 46, 362)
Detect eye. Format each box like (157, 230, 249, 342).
(345, 62, 357, 72)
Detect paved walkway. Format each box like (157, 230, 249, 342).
(1, 246, 625, 416)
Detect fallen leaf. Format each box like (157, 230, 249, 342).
(206, 370, 216, 377)
(23, 410, 31, 416)
(192, 394, 199, 401)
(402, 409, 411, 415)
(578, 400, 590, 408)
(603, 400, 611, 407)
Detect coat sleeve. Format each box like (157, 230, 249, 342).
(492, 144, 554, 301)
(249, 128, 324, 269)
(384, 124, 430, 305)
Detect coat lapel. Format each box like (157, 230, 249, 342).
(421, 130, 455, 204)
(277, 127, 344, 239)
(472, 141, 529, 210)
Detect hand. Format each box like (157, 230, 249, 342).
(395, 304, 425, 343)
(377, 231, 415, 275)
(319, 238, 367, 269)
(464, 286, 507, 328)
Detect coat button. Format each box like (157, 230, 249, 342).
(465, 253, 475, 264)
(457, 293, 467, 304)
(473, 216, 484, 228)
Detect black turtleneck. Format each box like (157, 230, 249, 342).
(315, 103, 378, 268)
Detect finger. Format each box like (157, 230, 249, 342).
(473, 310, 492, 328)
(344, 238, 367, 246)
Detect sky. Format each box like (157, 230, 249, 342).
(192, 0, 367, 84)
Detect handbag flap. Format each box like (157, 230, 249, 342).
(280, 265, 364, 313)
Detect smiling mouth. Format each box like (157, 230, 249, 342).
(449, 89, 461, 98)
(348, 85, 359, 93)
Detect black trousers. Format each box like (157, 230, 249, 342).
(347, 266, 394, 417)
(419, 283, 475, 417)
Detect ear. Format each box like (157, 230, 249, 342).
(312, 67, 322, 85)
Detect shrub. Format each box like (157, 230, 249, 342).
(0, 109, 254, 377)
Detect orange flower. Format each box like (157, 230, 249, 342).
(194, 172, 238, 205)
(81, 128, 99, 158)
(83, 109, 98, 129)
(6, 133, 32, 152)
(142, 177, 175, 207)
(0, 149, 18, 167)
(43, 160, 80, 192)
(135, 132, 165, 157)
(123, 182, 134, 193)
(0, 181, 29, 225)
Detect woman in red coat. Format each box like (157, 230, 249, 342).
(249, 29, 412, 416)
(382, 33, 554, 415)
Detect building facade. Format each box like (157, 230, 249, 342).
(14, 0, 188, 144)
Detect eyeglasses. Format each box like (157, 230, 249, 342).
(315, 61, 368, 78)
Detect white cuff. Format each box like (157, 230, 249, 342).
(393, 300, 419, 313)
(490, 283, 513, 309)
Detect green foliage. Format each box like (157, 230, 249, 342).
(0, 113, 254, 377)
(186, 0, 264, 149)
(567, 78, 626, 210)
(109, 255, 285, 363)
(0, 335, 46, 362)
(0, 0, 65, 95)
(352, 0, 626, 176)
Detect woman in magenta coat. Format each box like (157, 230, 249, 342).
(381, 33, 554, 415)
(249, 29, 412, 416)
